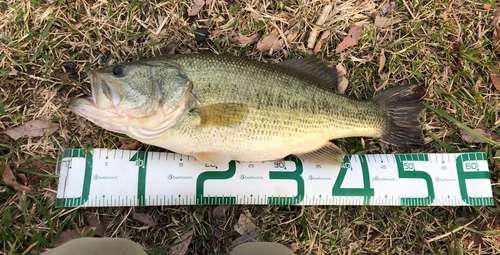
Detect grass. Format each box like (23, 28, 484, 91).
(1, 0, 500, 254)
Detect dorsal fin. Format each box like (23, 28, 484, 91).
(276, 58, 339, 89)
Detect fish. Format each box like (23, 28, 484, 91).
(68, 54, 424, 165)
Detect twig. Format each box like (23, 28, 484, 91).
(307, 4, 332, 49)
(426, 217, 478, 243)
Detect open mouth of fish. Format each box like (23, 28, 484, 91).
(68, 71, 129, 134)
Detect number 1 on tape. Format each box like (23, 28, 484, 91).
(55, 149, 493, 207)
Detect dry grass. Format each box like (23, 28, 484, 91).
(1, 0, 500, 254)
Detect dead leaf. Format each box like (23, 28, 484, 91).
(85, 214, 108, 237)
(336, 63, 348, 94)
(17, 173, 28, 185)
(160, 40, 180, 55)
(187, 0, 205, 16)
(471, 231, 483, 245)
(373, 13, 403, 28)
(494, 219, 500, 242)
(461, 128, 498, 143)
(54, 227, 95, 247)
(440, 9, 473, 20)
(495, 24, 500, 41)
(168, 230, 194, 255)
(56, 72, 70, 81)
(314, 30, 330, 53)
(450, 35, 463, 71)
(1, 120, 59, 140)
(380, 1, 396, 15)
(132, 212, 157, 227)
(455, 217, 469, 226)
(213, 205, 230, 219)
(70, 23, 82, 30)
(295, 43, 314, 55)
(285, 22, 304, 42)
(378, 49, 386, 75)
(234, 214, 257, 235)
(256, 34, 284, 55)
(474, 77, 484, 93)
(9, 69, 17, 76)
(367, 229, 384, 242)
(2, 162, 33, 194)
(214, 228, 223, 240)
(30, 159, 46, 167)
(335, 25, 362, 53)
(118, 137, 140, 150)
(229, 231, 258, 250)
(484, 4, 492, 10)
(229, 32, 260, 47)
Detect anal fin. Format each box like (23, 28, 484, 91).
(193, 152, 232, 165)
(295, 143, 345, 165)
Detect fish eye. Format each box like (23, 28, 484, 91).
(113, 66, 124, 76)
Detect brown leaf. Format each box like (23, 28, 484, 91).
(256, 34, 284, 55)
(30, 159, 46, 167)
(214, 228, 223, 240)
(471, 231, 483, 245)
(373, 13, 403, 28)
(314, 30, 330, 53)
(474, 77, 484, 93)
(335, 25, 362, 53)
(229, 32, 260, 47)
(494, 219, 500, 242)
(187, 0, 205, 16)
(56, 72, 70, 81)
(54, 227, 95, 247)
(132, 212, 157, 227)
(85, 214, 108, 237)
(168, 230, 194, 255)
(285, 22, 305, 42)
(440, 9, 473, 20)
(491, 72, 500, 92)
(455, 217, 469, 226)
(17, 173, 28, 185)
(9, 69, 18, 76)
(378, 49, 386, 75)
(495, 23, 500, 41)
(367, 229, 384, 242)
(1, 120, 59, 140)
(336, 63, 348, 94)
(70, 23, 82, 30)
(213, 205, 230, 219)
(229, 231, 258, 250)
(461, 128, 498, 143)
(484, 4, 492, 10)
(2, 162, 33, 194)
(234, 214, 257, 235)
(118, 137, 140, 150)
(160, 40, 180, 55)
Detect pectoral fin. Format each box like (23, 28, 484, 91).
(193, 152, 232, 165)
(191, 103, 248, 127)
(295, 143, 345, 165)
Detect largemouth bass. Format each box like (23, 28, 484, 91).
(69, 54, 424, 165)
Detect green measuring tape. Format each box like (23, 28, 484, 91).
(55, 149, 493, 207)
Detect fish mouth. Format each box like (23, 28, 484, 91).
(68, 72, 128, 134)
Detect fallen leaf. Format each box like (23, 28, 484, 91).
(9, 69, 17, 76)
(378, 49, 386, 75)
(56, 72, 70, 81)
(495, 24, 500, 41)
(1, 120, 59, 140)
(85, 214, 108, 237)
(367, 229, 384, 242)
(213, 205, 230, 219)
(256, 34, 284, 55)
(471, 231, 483, 245)
(494, 219, 500, 242)
(234, 214, 257, 235)
(373, 12, 403, 28)
(54, 227, 96, 247)
(285, 22, 305, 42)
(484, 4, 492, 10)
(336, 63, 348, 94)
(450, 35, 463, 71)
(380, 1, 396, 15)
(314, 30, 330, 53)
(70, 23, 82, 30)
(440, 9, 473, 20)
(228, 231, 258, 250)
(17, 173, 28, 185)
(335, 25, 362, 53)
(119, 137, 140, 150)
(461, 128, 498, 143)
(295, 43, 314, 55)
(2, 162, 33, 194)
(229, 32, 260, 47)
(455, 217, 469, 226)
(187, 0, 205, 16)
(30, 159, 46, 167)
(160, 40, 180, 55)
(168, 230, 194, 255)
(474, 77, 484, 93)
(132, 212, 157, 227)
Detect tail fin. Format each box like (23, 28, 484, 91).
(373, 84, 425, 148)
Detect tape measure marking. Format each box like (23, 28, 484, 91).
(55, 149, 494, 207)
